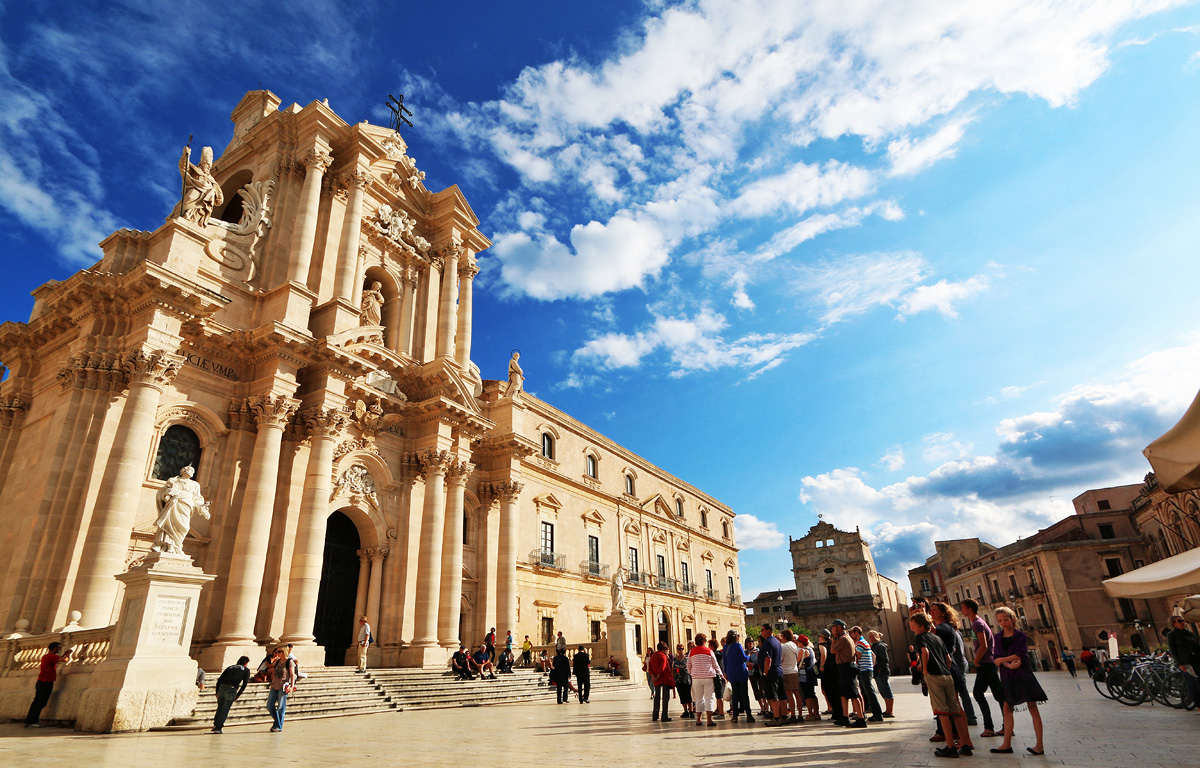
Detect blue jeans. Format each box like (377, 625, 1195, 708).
(266, 687, 289, 730)
(213, 684, 239, 730)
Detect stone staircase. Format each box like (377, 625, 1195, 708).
(161, 665, 636, 730)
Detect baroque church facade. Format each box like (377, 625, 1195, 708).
(0, 91, 743, 670)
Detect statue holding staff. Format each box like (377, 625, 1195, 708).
(177, 144, 223, 227)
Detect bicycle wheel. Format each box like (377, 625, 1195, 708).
(1108, 670, 1146, 705)
(1094, 668, 1118, 700)
(1161, 672, 1189, 709)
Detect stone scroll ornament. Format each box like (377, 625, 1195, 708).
(178, 145, 223, 226)
(203, 180, 275, 282)
(151, 466, 210, 556)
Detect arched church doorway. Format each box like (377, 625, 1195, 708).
(658, 610, 670, 646)
(313, 510, 361, 666)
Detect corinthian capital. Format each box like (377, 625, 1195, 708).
(124, 349, 182, 389)
(301, 148, 333, 174)
(248, 394, 299, 429)
(347, 168, 372, 190)
(458, 258, 480, 280)
(438, 242, 464, 263)
(419, 449, 453, 475)
(447, 459, 475, 483)
(301, 407, 346, 439)
(482, 479, 524, 502)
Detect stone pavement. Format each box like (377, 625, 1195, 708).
(2, 672, 1196, 768)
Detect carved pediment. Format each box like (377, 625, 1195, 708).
(651, 529, 668, 544)
(677, 539, 690, 552)
(534, 493, 563, 512)
(624, 520, 641, 535)
(642, 494, 674, 517)
(724, 557, 736, 569)
(701, 550, 715, 562)
(581, 509, 606, 526)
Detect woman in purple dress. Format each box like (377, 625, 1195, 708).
(990, 607, 1046, 755)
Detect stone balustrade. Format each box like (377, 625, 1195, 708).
(0, 625, 116, 725)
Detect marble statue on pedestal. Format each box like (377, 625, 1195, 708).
(611, 568, 625, 613)
(152, 466, 210, 555)
(507, 351, 523, 395)
(177, 146, 223, 227)
(360, 281, 384, 326)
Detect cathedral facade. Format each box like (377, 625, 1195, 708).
(0, 91, 743, 670)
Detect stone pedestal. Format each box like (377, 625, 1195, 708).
(604, 611, 643, 685)
(398, 643, 450, 669)
(309, 298, 363, 338)
(76, 553, 215, 732)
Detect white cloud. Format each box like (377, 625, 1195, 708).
(734, 513, 786, 551)
(887, 117, 972, 177)
(799, 251, 929, 325)
(879, 447, 906, 471)
(897, 275, 990, 319)
(728, 160, 874, 218)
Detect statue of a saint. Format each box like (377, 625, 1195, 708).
(152, 466, 210, 556)
(177, 146, 224, 227)
(507, 351, 523, 395)
(610, 568, 626, 613)
(360, 281, 384, 326)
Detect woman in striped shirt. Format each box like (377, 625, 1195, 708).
(688, 632, 725, 727)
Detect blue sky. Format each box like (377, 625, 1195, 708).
(3, 1, 1200, 601)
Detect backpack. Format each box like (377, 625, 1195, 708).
(672, 657, 691, 687)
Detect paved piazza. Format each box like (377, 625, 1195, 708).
(2, 673, 1195, 767)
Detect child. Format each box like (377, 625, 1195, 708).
(911, 612, 974, 758)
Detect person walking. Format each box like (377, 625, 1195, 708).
(688, 632, 724, 727)
(960, 598, 1002, 737)
(911, 611, 975, 758)
(1061, 648, 1077, 677)
(850, 626, 884, 722)
(573, 645, 592, 702)
(24, 641, 71, 727)
(1080, 647, 1096, 678)
(648, 642, 674, 721)
(990, 607, 1046, 756)
(867, 630, 894, 718)
(266, 647, 296, 732)
(210, 656, 251, 733)
(723, 630, 754, 723)
(356, 615, 372, 673)
(552, 647, 572, 704)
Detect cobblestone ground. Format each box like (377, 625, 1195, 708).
(1, 672, 1196, 767)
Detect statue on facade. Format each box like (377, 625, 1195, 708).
(151, 466, 210, 556)
(177, 145, 224, 227)
(610, 567, 626, 613)
(360, 281, 384, 326)
(507, 351, 523, 395)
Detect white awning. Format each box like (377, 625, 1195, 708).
(1144, 388, 1200, 493)
(1102, 548, 1200, 599)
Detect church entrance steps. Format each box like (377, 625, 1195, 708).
(160, 666, 638, 728)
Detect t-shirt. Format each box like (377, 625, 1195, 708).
(215, 663, 250, 692)
(759, 634, 784, 678)
(472, 650, 488, 665)
(522, 640, 532, 652)
(971, 616, 995, 665)
(855, 638, 874, 672)
(37, 652, 62, 683)
(780, 640, 800, 674)
(505, 635, 514, 650)
(934, 621, 964, 671)
(832, 634, 856, 665)
(916, 632, 951, 676)
(452, 651, 470, 669)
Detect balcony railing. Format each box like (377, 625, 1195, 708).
(988, 592, 1005, 605)
(1025, 582, 1044, 595)
(529, 549, 566, 570)
(1007, 586, 1023, 599)
(655, 575, 678, 591)
(728, 592, 741, 605)
(627, 570, 654, 587)
(579, 560, 610, 579)
(705, 587, 721, 601)
(680, 582, 698, 596)
(1024, 617, 1054, 631)
(789, 595, 883, 614)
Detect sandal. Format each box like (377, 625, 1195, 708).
(1026, 748, 1044, 756)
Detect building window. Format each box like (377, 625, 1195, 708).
(700, 509, 708, 528)
(706, 569, 714, 591)
(722, 520, 730, 539)
(634, 624, 642, 655)
(1098, 523, 1115, 539)
(976, 586, 983, 600)
(152, 424, 202, 480)
(541, 616, 554, 645)
(541, 432, 555, 460)
(1097, 499, 1111, 511)
(656, 554, 667, 580)
(681, 562, 689, 584)
(1105, 558, 1123, 577)
(675, 498, 684, 518)
(1118, 598, 1137, 622)
(815, 540, 824, 548)
(625, 474, 635, 495)
(540, 521, 554, 554)
(920, 578, 930, 592)
(827, 585, 838, 600)
(588, 535, 600, 566)
(585, 454, 598, 479)
(628, 547, 639, 574)
(728, 575, 735, 597)
(590, 620, 601, 642)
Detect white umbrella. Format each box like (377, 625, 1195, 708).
(1102, 547, 1200, 599)
(1144, 388, 1200, 493)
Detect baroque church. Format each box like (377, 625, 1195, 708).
(0, 91, 744, 671)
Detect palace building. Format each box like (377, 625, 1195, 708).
(0, 90, 743, 673)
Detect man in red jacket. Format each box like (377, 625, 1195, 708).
(648, 641, 675, 722)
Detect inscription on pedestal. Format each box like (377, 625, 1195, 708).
(150, 595, 191, 645)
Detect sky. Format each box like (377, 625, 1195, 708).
(3, 1, 1200, 602)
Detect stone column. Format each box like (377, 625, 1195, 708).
(384, 287, 402, 350)
(398, 267, 417, 356)
(410, 450, 451, 648)
(435, 244, 461, 359)
(279, 408, 345, 646)
(437, 460, 473, 647)
(287, 148, 333, 285)
(366, 547, 387, 632)
(454, 257, 478, 369)
(213, 395, 298, 647)
(73, 349, 181, 628)
(333, 168, 371, 302)
(495, 480, 524, 642)
(353, 550, 370, 623)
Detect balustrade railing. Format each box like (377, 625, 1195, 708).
(705, 587, 721, 601)
(1, 625, 115, 677)
(579, 560, 610, 579)
(529, 549, 566, 570)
